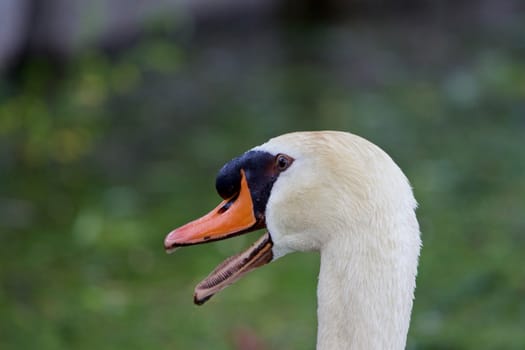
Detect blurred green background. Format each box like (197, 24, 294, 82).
(1, 1, 524, 349)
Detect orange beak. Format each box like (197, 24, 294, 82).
(164, 170, 258, 250)
(164, 169, 274, 305)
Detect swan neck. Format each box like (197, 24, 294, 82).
(316, 231, 417, 350)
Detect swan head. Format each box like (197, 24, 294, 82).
(164, 131, 419, 305)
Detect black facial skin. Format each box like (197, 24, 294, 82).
(216, 151, 294, 227)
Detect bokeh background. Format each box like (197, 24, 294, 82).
(1, 0, 524, 349)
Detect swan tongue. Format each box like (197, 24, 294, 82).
(194, 232, 273, 305)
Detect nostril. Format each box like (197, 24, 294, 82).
(218, 200, 233, 214)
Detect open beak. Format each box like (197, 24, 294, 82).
(164, 170, 274, 305)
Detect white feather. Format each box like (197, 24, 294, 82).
(255, 131, 421, 350)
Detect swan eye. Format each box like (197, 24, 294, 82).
(276, 154, 293, 171)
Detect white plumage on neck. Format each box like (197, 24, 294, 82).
(316, 213, 419, 349)
(255, 131, 421, 350)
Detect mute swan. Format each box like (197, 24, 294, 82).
(165, 131, 421, 349)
